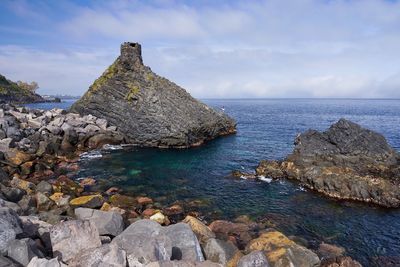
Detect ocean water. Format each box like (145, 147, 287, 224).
(28, 99, 400, 266)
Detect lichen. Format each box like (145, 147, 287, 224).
(125, 82, 140, 102)
(88, 60, 119, 93)
(145, 73, 154, 81)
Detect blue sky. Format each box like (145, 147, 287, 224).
(1, 0, 400, 98)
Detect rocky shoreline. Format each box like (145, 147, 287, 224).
(0, 104, 365, 266)
(236, 119, 400, 208)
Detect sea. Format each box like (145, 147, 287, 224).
(27, 99, 400, 266)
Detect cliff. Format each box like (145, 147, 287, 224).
(70, 42, 236, 147)
(0, 74, 44, 104)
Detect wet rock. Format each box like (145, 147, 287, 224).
(0, 207, 22, 255)
(68, 243, 126, 267)
(317, 242, 345, 259)
(237, 250, 270, 267)
(7, 238, 44, 266)
(183, 215, 215, 246)
(256, 119, 400, 207)
(69, 194, 104, 209)
(110, 194, 137, 209)
(112, 219, 204, 266)
(245, 231, 320, 267)
(203, 238, 238, 265)
(209, 220, 253, 249)
(137, 196, 153, 206)
(75, 207, 124, 236)
(231, 170, 257, 179)
(27, 256, 66, 267)
(70, 42, 236, 148)
(87, 133, 124, 149)
(52, 176, 83, 197)
(320, 256, 362, 267)
(50, 220, 102, 263)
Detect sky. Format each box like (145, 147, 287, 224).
(0, 0, 400, 98)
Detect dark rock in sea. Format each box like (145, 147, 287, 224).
(70, 42, 236, 148)
(256, 119, 400, 208)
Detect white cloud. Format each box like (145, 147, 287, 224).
(1, 0, 400, 98)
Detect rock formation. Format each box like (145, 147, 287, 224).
(256, 119, 400, 207)
(70, 42, 236, 148)
(0, 74, 44, 104)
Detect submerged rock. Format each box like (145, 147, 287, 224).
(70, 42, 236, 148)
(256, 119, 400, 207)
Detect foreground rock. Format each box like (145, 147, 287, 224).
(75, 207, 124, 236)
(112, 219, 204, 266)
(256, 119, 400, 207)
(70, 42, 236, 148)
(50, 220, 101, 263)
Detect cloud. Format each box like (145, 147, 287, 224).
(1, 0, 400, 98)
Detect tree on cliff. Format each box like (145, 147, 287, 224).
(16, 81, 39, 93)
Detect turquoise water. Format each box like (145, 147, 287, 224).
(28, 99, 400, 266)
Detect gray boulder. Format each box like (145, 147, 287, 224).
(112, 219, 204, 266)
(68, 243, 126, 267)
(75, 207, 124, 236)
(27, 256, 66, 267)
(0, 255, 21, 267)
(145, 261, 223, 267)
(7, 238, 44, 266)
(0, 207, 22, 255)
(19, 216, 52, 252)
(237, 251, 270, 267)
(0, 198, 22, 214)
(50, 220, 101, 263)
(203, 238, 238, 265)
(70, 42, 236, 148)
(35, 181, 53, 195)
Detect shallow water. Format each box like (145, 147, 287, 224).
(29, 99, 400, 265)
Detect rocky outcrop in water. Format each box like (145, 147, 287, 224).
(0, 75, 44, 104)
(70, 42, 236, 148)
(256, 119, 400, 207)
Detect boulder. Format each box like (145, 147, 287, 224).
(256, 119, 400, 207)
(150, 212, 169, 225)
(7, 238, 44, 266)
(237, 250, 270, 267)
(320, 256, 362, 267)
(0, 207, 22, 255)
(145, 261, 223, 267)
(18, 194, 37, 215)
(50, 220, 101, 262)
(27, 256, 66, 267)
(112, 219, 204, 266)
(69, 194, 104, 209)
(317, 242, 345, 259)
(75, 207, 124, 236)
(0, 198, 22, 214)
(36, 192, 53, 211)
(0, 184, 25, 203)
(110, 194, 137, 209)
(68, 243, 126, 267)
(70, 42, 236, 148)
(209, 220, 253, 249)
(36, 181, 53, 195)
(0, 255, 20, 267)
(203, 238, 238, 265)
(245, 231, 320, 267)
(183, 216, 215, 246)
(19, 216, 52, 252)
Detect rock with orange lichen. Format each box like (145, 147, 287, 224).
(52, 175, 83, 197)
(69, 195, 104, 209)
(245, 231, 320, 267)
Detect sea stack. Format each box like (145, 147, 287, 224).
(256, 119, 400, 207)
(70, 42, 236, 147)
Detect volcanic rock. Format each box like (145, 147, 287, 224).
(256, 119, 400, 207)
(70, 42, 236, 148)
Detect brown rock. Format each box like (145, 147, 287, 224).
(209, 220, 253, 249)
(53, 175, 83, 197)
(321, 256, 362, 267)
(318, 242, 346, 259)
(79, 177, 96, 187)
(142, 208, 157, 217)
(137, 196, 153, 206)
(183, 215, 215, 245)
(109, 194, 137, 209)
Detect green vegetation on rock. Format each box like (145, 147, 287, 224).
(125, 83, 140, 102)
